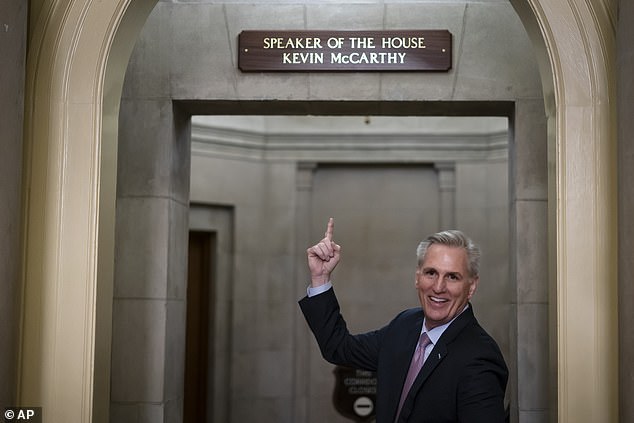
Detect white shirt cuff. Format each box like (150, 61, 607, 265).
(307, 281, 333, 297)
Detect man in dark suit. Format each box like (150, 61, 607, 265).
(299, 218, 508, 423)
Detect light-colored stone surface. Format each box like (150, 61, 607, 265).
(110, 299, 167, 402)
(171, 4, 237, 99)
(307, 3, 385, 29)
(518, 410, 550, 423)
(512, 99, 548, 201)
(115, 197, 170, 299)
(168, 201, 189, 300)
(311, 165, 441, 328)
(230, 397, 293, 423)
(455, 4, 541, 100)
(116, 99, 178, 199)
(517, 303, 549, 411)
(514, 200, 548, 303)
(122, 4, 171, 99)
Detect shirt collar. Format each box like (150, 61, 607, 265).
(421, 303, 469, 346)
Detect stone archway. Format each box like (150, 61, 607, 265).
(19, 1, 616, 422)
(20, 1, 157, 421)
(509, 1, 617, 421)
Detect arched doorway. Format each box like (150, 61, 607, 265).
(19, 1, 617, 422)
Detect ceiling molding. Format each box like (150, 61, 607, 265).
(191, 118, 508, 163)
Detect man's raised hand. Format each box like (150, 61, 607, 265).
(307, 217, 341, 287)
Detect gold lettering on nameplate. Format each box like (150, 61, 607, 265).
(238, 30, 451, 72)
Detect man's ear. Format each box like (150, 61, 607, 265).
(468, 276, 479, 299)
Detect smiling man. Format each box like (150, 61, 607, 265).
(299, 218, 508, 423)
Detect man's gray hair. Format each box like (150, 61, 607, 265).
(416, 230, 481, 277)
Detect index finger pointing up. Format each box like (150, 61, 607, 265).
(325, 217, 334, 241)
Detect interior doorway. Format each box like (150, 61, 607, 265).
(184, 231, 216, 422)
(186, 205, 234, 423)
(188, 113, 517, 422)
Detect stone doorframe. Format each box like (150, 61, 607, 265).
(20, 1, 617, 423)
(185, 100, 544, 423)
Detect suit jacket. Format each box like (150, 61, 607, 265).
(299, 288, 508, 423)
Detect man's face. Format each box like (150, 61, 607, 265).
(415, 244, 478, 330)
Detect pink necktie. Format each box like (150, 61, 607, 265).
(395, 332, 432, 421)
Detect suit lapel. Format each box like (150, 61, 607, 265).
(413, 341, 447, 387)
(422, 305, 473, 369)
(386, 312, 424, 420)
(398, 305, 476, 420)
